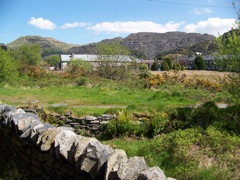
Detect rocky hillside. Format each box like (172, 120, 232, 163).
(7, 36, 79, 57)
(7, 32, 217, 59)
(67, 32, 216, 59)
(123, 32, 215, 59)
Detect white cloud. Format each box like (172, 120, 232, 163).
(193, 8, 212, 15)
(183, 18, 235, 36)
(62, 22, 90, 29)
(28, 17, 56, 30)
(87, 21, 184, 34)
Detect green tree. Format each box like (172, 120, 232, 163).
(161, 61, 169, 71)
(0, 44, 7, 51)
(215, 30, 240, 72)
(151, 61, 159, 71)
(163, 57, 172, 69)
(67, 59, 92, 74)
(45, 55, 60, 67)
(11, 44, 42, 74)
(192, 64, 198, 70)
(13, 44, 42, 66)
(194, 56, 206, 70)
(0, 49, 19, 82)
(214, 1, 240, 102)
(96, 41, 132, 80)
(173, 62, 181, 71)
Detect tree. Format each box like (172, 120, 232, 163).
(194, 56, 206, 70)
(161, 61, 169, 71)
(163, 57, 172, 70)
(173, 62, 181, 71)
(0, 49, 19, 82)
(11, 44, 42, 74)
(66, 59, 92, 76)
(45, 55, 60, 67)
(13, 44, 42, 66)
(214, 1, 240, 102)
(96, 41, 132, 80)
(192, 64, 198, 70)
(215, 30, 240, 72)
(151, 61, 159, 71)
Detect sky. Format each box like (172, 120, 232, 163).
(0, 0, 238, 45)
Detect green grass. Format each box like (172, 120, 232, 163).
(0, 83, 200, 114)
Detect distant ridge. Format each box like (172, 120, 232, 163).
(7, 36, 80, 57)
(7, 31, 217, 59)
(67, 31, 216, 59)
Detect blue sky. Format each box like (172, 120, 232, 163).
(0, 0, 238, 45)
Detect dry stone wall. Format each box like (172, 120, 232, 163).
(0, 104, 173, 180)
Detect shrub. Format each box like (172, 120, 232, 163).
(194, 55, 206, 70)
(0, 49, 19, 82)
(145, 74, 165, 88)
(151, 61, 159, 71)
(173, 62, 181, 71)
(161, 62, 169, 71)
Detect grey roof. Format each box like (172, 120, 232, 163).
(61, 54, 140, 63)
(186, 55, 215, 61)
(61, 54, 98, 62)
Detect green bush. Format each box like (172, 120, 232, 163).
(161, 62, 170, 71)
(151, 61, 159, 71)
(194, 55, 206, 70)
(173, 62, 181, 71)
(0, 49, 19, 82)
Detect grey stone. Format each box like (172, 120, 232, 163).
(19, 120, 42, 138)
(137, 167, 167, 180)
(102, 114, 112, 120)
(0, 104, 7, 113)
(117, 156, 148, 180)
(100, 121, 109, 125)
(80, 141, 113, 179)
(37, 127, 73, 151)
(37, 128, 62, 151)
(3, 105, 17, 113)
(2, 108, 26, 126)
(68, 136, 98, 164)
(66, 119, 73, 124)
(10, 113, 40, 127)
(30, 123, 44, 141)
(85, 116, 97, 121)
(36, 122, 53, 135)
(17, 117, 38, 133)
(105, 149, 128, 180)
(65, 111, 72, 116)
(54, 129, 77, 160)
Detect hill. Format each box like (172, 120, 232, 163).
(7, 32, 217, 59)
(7, 36, 79, 57)
(67, 32, 216, 59)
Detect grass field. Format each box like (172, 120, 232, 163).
(0, 70, 233, 116)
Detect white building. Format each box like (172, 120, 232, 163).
(60, 54, 140, 70)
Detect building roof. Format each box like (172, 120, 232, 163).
(183, 55, 216, 61)
(61, 54, 98, 62)
(61, 54, 140, 63)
